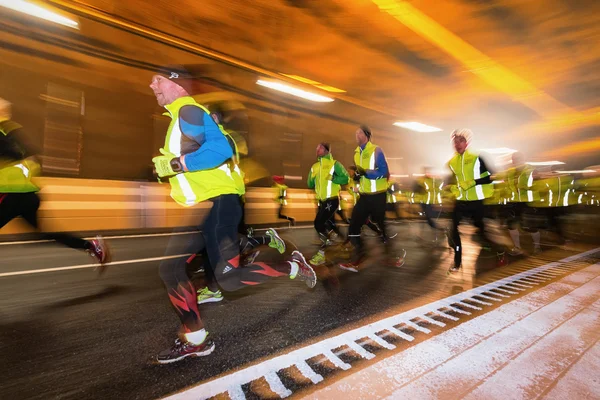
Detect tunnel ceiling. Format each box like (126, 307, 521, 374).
(2, 0, 599, 167)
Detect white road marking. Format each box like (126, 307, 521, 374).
(161, 248, 600, 400)
(314, 263, 600, 400)
(0, 226, 314, 246)
(0, 254, 190, 278)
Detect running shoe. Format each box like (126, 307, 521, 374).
(196, 287, 224, 304)
(290, 250, 317, 288)
(339, 261, 360, 273)
(309, 251, 326, 266)
(156, 338, 215, 364)
(266, 228, 286, 254)
(448, 264, 461, 274)
(508, 247, 524, 256)
(87, 235, 110, 274)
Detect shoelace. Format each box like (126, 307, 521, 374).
(171, 339, 186, 353)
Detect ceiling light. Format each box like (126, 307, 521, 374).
(391, 174, 409, 178)
(0, 0, 79, 29)
(526, 161, 565, 166)
(555, 170, 596, 174)
(281, 74, 346, 93)
(393, 122, 442, 132)
(412, 173, 425, 177)
(256, 80, 334, 103)
(481, 148, 518, 155)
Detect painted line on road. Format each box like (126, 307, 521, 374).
(161, 247, 600, 400)
(0, 254, 190, 278)
(0, 226, 315, 246)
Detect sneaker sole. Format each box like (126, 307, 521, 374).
(267, 228, 286, 254)
(156, 341, 216, 364)
(197, 296, 224, 305)
(339, 265, 358, 273)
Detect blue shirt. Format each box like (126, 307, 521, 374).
(178, 105, 233, 171)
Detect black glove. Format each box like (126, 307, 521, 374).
(356, 166, 366, 176)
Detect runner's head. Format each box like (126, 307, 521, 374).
(355, 125, 371, 146)
(149, 65, 209, 107)
(451, 128, 472, 155)
(316, 142, 330, 157)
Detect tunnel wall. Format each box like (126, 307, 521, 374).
(0, 177, 335, 234)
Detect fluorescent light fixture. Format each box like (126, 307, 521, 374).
(393, 122, 442, 133)
(412, 173, 425, 177)
(526, 161, 565, 166)
(281, 74, 346, 93)
(257, 80, 334, 103)
(481, 148, 518, 155)
(283, 175, 303, 181)
(0, 0, 79, 29)
(556, 170, 596, 174)
(391, 174, 409, 178)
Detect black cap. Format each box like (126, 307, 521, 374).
(360, 125, 372, 140)
(162, 64, 213, 95)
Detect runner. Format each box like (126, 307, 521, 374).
(149, 67, 316, 363)
(339, 126, 390, 272)
(446, 129, 497, 273)
(307, 142, 349, 266)
(272, 175, 295, 226)
(0, 98, 109, 271)
(504, 152, 541, 255)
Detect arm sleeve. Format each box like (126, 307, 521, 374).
(475, 156, 492, 185)
(364, 147, 389, 179)
(307, 167, 315, 189)
(332, 161, 349, 185)
(0, 134, 25, 160)
(179, 106, 233, 171)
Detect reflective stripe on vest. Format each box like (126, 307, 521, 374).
(326, 164, 335, 199)
(355, 142, 387, 194)
(448, 150, 492, 201)
(369, 152, 376, 192)
(163, 97, 238, 206)
(526, 171, 534, 202)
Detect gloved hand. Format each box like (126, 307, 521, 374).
(459, 179, 476, 191)
(152, 148, 179, 178)
(355, 166, 366, 176)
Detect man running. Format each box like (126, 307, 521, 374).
(339, 126, 390, 272)
(149, 67, 316, 363)
(446, 129, 494, 273)
(307, 142, 349, 266)
(504, 152, 541, 255)
(0, 98, 109, 270)
(272, 175, 295, 226)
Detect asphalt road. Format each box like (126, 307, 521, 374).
(0, 222, 597, 400)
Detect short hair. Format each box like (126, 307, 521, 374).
(450, 128, 473, 143)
